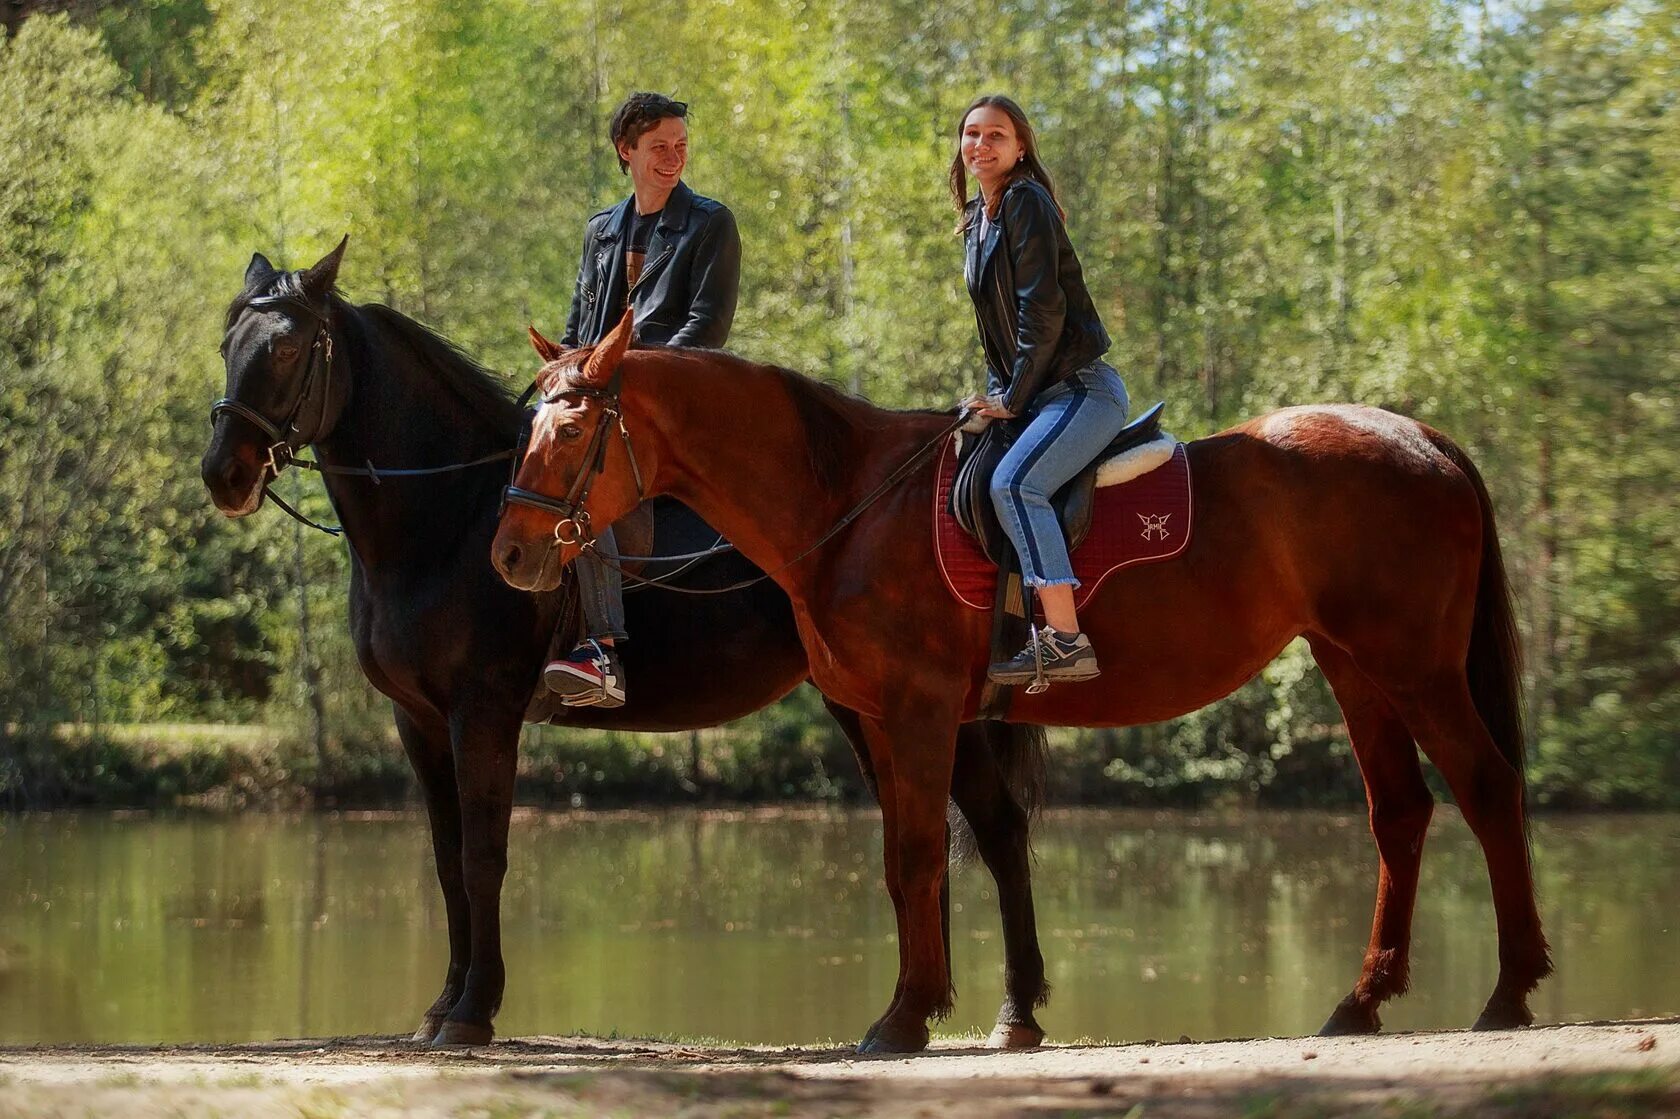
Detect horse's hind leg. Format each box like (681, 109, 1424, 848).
(827, 699, 1047, 1050)
(948, 721, 1047, 1049)
(394, 704, 472, 1044)
(1309, 640, 1433, 1036)
(1388, 671, 1551, 1029)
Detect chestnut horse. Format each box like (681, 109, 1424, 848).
(493, 310, 1551, 1054)
(201, 244, 1052, 1049)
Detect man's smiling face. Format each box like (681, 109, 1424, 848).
(620, 116, 688, 197)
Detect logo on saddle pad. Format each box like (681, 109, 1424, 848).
(1138, 512, 1172, 541)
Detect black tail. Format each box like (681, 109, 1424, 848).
(949, 720, 1047, 863)
(987, 720, 1048, 824)
(1427, 430, 1529, 789)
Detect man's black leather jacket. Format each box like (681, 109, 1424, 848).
(964, 177, 1110, 415)
(562, 181, 740, 348)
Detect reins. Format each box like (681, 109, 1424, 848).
(504, 373, 974, 595)
(583, 413, 970, 595)
(216, 287, 963, 596)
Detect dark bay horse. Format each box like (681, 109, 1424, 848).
(200, 242, 1052, 1048)
(493, 310, 1552, 1053)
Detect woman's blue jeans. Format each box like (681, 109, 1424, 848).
(989, 360, 1130, 589)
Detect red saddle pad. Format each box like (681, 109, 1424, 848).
(933, 437, 1192, 610)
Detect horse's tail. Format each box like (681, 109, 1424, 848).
(949, 720, 1047, 864)
(989, 720, 1048, 824)
(1426, 429, 1530, 810)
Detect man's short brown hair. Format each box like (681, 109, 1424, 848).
(609, 92, 689, 173)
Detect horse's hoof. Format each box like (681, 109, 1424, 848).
(411, 1016, 444, 1044)
(1319, 999, 1381, 1036)
(431, 1019, 494, 1048)
(986, 1021, 1044, 1050)
(1472, 1000, 1533, 1031)
(856, 1020, 929, 1055)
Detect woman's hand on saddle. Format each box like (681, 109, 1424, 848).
(961, 393, 1016, 420)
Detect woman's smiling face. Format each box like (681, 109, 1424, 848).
(961, 105, 1023, 191)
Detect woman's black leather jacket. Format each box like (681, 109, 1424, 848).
(964, 177, 1110, 415)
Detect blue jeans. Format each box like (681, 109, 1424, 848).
(576, 525, 629, 641)
(989, 360, 1130, 588)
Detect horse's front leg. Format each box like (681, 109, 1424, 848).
(855, 693, 963, 1055)
(393, 704, 474, 1043)
(431, 701, 521, 1047)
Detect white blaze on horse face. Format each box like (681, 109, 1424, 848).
(527, 399, 593, 482)
(222, 309, 309, 413)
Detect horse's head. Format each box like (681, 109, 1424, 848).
(201, 237, 351, 517)
(492, 310, 643, 592)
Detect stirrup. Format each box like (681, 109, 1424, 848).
(1024, 622, 1050, 695)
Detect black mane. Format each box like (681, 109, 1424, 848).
(775, 370, 868, 492)
(224, 270, 524, 438)
(357, 303, 523, 436)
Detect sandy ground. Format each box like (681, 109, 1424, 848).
(2, 1020, 1678, 1117)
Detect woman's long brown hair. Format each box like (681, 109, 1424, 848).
(948, 94, 1064, 233)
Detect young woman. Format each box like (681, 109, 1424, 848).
(954, 94, 1130, 685)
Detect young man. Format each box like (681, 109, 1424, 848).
(544, 92, 741, 708)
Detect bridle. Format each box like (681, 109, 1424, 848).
(499, 365, 973, 596)
(211, 288, 338, 481)
(500, 364, 646, 549)
(210, 283, 513, 537)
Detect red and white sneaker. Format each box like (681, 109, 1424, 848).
(543, 639, 626, 708)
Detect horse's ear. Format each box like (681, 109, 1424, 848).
(245, 252, 277, 288)
(299, 235, 349, 296)
(581, 309, 635, 385)
(528, 325, 566, 363)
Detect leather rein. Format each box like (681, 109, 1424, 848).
(213, 288, 966, 596)
(210, 289, 514, 538)
(500, 371, 973, 596)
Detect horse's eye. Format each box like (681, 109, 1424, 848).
(276, 342, 299, 361)
(560, 423, 584, 441)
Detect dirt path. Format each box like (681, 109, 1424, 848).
(3, 1020, 1677, 1117)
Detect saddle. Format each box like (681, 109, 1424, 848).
(950, 401, 1168, 566)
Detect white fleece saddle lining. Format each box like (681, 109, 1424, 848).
(952, 430, 1180, 489)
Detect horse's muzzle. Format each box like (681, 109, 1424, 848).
(491, 531, 565, 593)
(201, 439, 264, 518)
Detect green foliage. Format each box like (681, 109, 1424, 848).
(0, 0, 1675, 807)
(520, 686, 865, 804)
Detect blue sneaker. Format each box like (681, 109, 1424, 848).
(987, 629, 1100, 686)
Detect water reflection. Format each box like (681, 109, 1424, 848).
(0, 809, 1674, 1045)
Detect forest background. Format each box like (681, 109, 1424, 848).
(1, 0, 1675, 809)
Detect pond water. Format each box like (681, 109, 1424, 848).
(0, 809, 1674, 1045)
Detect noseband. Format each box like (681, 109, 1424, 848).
(210, 288, 337, 480)
(500, 366, 647, 548)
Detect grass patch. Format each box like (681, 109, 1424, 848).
(290, 1087, 354, 1119)
(1483, 1067, 1679, 1118)
(1234, 1069, 1680, 1119)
